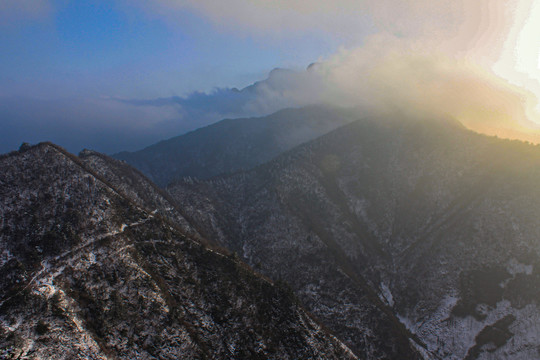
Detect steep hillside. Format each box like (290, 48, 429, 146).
(78, 149, 200, 239)
(114, 106, 357, 186)
(168, 115, 540, 359)
(0, 143, 357, 359)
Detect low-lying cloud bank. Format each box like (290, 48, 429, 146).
(0, 72, 288, 154)
(0, 96, 182, 154)
(0, 69, 311, 154)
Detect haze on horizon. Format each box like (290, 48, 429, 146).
(2, 0, 540, 154)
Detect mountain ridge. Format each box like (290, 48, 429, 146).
(114, 105, 358, 186)
(166, 113, 540, 359)
(0, 142, 358, 359)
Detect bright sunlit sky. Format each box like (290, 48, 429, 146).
(2, 0, 540, 153)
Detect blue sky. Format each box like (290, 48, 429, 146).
(1, 1, 340, 99)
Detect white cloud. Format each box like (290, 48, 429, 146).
(140, 0, 514, 45)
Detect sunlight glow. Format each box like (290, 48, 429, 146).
(514, 1, 540, 83)
(494, 0, 540, 122)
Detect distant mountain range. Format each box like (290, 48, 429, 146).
(114, 106, 357, 186)
(0, 67, 317, 155)
(3, 105, 540, 359)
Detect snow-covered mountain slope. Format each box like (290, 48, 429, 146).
(114, 106, 357, 186)
(79, 149, 201, 239)
(167, 115, 540, 359)
(0, 143, 357, 359)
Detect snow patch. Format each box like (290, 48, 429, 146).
(0, 247, 13, 268)
(506, 258, 533, 276)
(379, 283, 394, 307)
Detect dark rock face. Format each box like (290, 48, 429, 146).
(167, 114, 540, 359)
(114, 106, 357, 186)
(0, 143, 357, 359)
